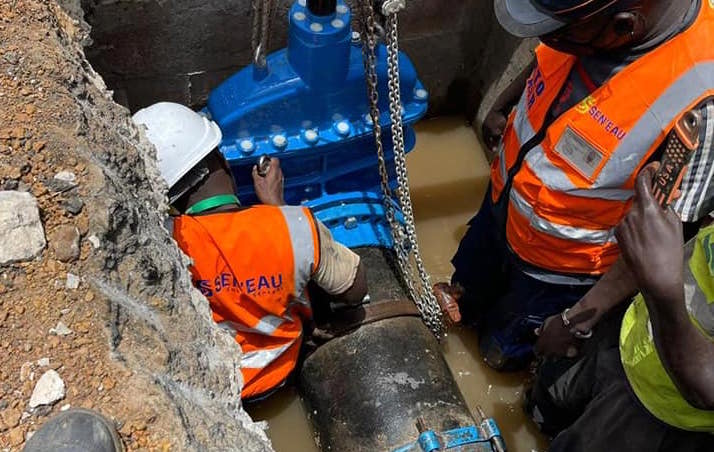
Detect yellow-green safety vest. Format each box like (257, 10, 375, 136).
(620, 224, 714, 432)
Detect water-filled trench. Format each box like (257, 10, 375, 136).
(247, 117, 549, 452)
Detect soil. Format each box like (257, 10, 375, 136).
(0, 1, 271, 450)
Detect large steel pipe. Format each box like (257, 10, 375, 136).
(300, 316, 478, 451)
(300, 248, 482, 451)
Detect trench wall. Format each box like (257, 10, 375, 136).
(81, 0, 535, 124)
(0, 0, 273, 449)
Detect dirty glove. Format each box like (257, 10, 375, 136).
(615, 162, 684, 304)
(253, 157, 285, 206)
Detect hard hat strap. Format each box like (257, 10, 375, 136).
(185, 194, 241, 215)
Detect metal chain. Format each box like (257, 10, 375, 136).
(251, 0, 261, 59)
(356, 1, 444, 337)
(251, 0, 275, 67)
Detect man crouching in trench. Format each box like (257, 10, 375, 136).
(134, 102, 368, 402)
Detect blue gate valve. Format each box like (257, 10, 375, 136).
(204, 0, 428, 249)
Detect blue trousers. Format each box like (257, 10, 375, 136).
(451, 187, 592, 370)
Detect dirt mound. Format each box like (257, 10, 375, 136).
(0, 1, 272, 450)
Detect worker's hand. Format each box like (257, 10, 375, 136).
(615, 162, 684, 304)
(534, 309, 593, 358)
(253, 157, 286, 206)
(482, 109, 507, 153)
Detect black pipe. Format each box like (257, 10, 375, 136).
(307, 0, 337, 16)
(300, 249, 480, 451)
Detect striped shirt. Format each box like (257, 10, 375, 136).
(673, 101, 714, 221)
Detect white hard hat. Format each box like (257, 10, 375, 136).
(132, 102, 222, 188)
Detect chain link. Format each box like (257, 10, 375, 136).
(355, 1, 444, 337)
(251, 0, 275, 68)
(250, 0, 444, 336)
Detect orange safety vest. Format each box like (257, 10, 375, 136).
(173, 205, 320, 399)
(491, 2, 714, 276)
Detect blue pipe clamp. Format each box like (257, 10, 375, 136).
(205, 0, 428, 249)
(392, 425, 497, 452)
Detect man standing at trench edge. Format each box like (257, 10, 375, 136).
(435, 0, 714, 370)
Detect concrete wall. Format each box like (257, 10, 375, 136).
(81, 0, 533, 118)
(474, 31, 537, 146)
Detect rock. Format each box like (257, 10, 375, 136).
(47, 171, 77, 193)
(61, 196, 84, 215)
(29, 370, 65, 408)
(60, 404, 70, 411)
(20, 361, 32, 383)
(36, 358, 49, 367)
(2, 179, 19, 190)
(49, 321, 72, 336)
(5, 166, 22, 180)
(8, 426, 24, 446)
(0, 408, 22, 431)
(31, 141, 45, 152)
(65, 273, 80, 290)
(87, 234, 100, 249)
(11, 127, 25, 139)
(0, 191, 46, 265)
(32, 405, 53, 417)
(3, 51, 19, 65)
(101, 376, 115, 391)
(50, 225, 80, 262)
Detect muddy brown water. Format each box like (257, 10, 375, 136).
(247, 117, 549, 452)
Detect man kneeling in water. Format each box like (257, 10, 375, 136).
(134, 102, 367, 401)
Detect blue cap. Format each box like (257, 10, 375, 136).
(494, 0, 619, 38)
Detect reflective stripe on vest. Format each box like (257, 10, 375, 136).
(241, 340, 297, 369)
(218, 316, 285, 336)
(493, 2, 714, 275)
(510, 189, 617, 245)
(620, 225, 714, 432)
(171, 205, 320, 399)
(280, 205, 319, 306)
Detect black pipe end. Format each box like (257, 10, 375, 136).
(307, 0, 337, 16)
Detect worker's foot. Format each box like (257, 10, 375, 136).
(433, 282, 463, 325)
(23, 408, 123, 452)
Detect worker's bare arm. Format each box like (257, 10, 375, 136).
(312, 221, 368, 305)
(645, 284, 714, 409)
(253, 157, 285, 206)
(617, 163, 714, 409)
(535, 256, 636, 357)
(569, 257, 637, 330)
